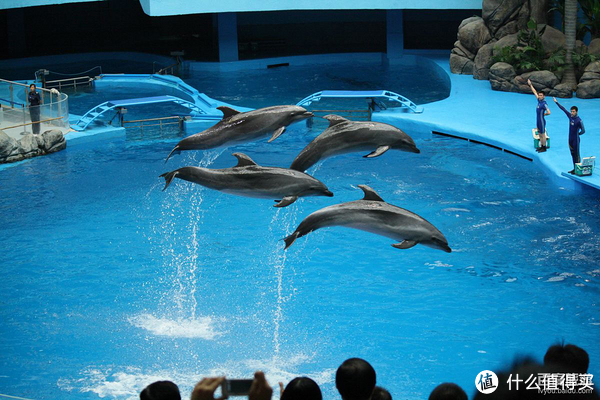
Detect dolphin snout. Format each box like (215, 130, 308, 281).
(412, 147, 421, 154)
(303, 111, 314, 117)
(324, 189, 334, 197)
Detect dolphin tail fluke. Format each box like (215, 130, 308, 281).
(159, 171, 179, 191)
(283, 231, 300, 250)
(165, 146, 181, 162)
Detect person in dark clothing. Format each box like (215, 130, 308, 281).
(544, 342, 590, 373)
(528, 79, 551, 153)
(280, 377, 322, 400)
(28, 84, 41, 135)
(140, 380, 181, 400)
(428, 383, 467, 400)
(553, 98, 586, 174)
(335, 358, 376, 400)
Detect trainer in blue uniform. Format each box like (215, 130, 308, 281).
(527, 79, 551, 153)
(553, 97, 585, 174)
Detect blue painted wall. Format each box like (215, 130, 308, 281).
(138, 0, 481, 16)
(0, 0, 481, 13)
(0, 0, 480, 62)
(0, 0, 100, 10)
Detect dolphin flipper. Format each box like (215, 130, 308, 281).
(268, 126, 286, 143)
(364, 145, 391, 158)
(165, 146, 180, 162)
(392, 240, 418, 250)
(274, 196, 298, 207)
(159, 171, 179, 191)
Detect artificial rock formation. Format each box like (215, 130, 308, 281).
(0, 129, 66, 164)
(576, 61, 600, 99)
(452, 0, 548, 77)
(451, 0, 600, 98)
(488, 63, 573, 98)
(589, 38, 600, 57)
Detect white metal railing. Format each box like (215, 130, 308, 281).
(37, 66, 101, 91)
(0, 78, 69, 136)
(44, 76, 94, 91)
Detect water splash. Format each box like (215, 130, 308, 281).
(61, 354, 335, 400)
(144, 149, 226, 326)
(266, 204, 302, 357)
(128, 313, 222, 339)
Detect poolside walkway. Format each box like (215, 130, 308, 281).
(376, 53, 600, 192)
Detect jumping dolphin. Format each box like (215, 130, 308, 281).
(289, 115, 420, 172)
(283, 185, 451, 252)
(166, 105, 314, 161)
(160, 153, 333, 207)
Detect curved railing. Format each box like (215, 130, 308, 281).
(296, 90, 423, 113)
(0, 78, 70, 136)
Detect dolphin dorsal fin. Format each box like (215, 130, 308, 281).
(324, 115, 348, 127)
(358, 185, 384, 201)
(218, 106, 241, 119)
(233, 153, 258, 167)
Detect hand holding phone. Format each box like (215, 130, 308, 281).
(249, 371, 272, 400)
(191, 377, 225, 400)
(222, 379, 254, 397)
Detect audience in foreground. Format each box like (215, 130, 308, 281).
(140, 342, 596, 400)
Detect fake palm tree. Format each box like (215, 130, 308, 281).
(562, 0, 578, 89)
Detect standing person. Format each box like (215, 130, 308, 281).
(527, 79, 551, 153)
(28, 83, 41, 135)
(553, 97, 585, 174)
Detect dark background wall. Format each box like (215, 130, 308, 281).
(0, 0, 479, 61)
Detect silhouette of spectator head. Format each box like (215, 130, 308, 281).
(428, 383, 467, 400)
(335, 358, 376, 400)
(140, 380, 181, 400)
(281, 377, 322, 400)
(544, 343, 589, 373)
(371, 386, 392, 400)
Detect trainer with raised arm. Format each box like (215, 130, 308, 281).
(553, 97, 585, 174)
(527, 79, 550, 153)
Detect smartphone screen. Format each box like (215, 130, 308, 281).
(225, 379, 253, 396)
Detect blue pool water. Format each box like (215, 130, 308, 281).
(1, 59, 599, 400)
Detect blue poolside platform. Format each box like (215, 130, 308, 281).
(376, 52, 600, 192)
